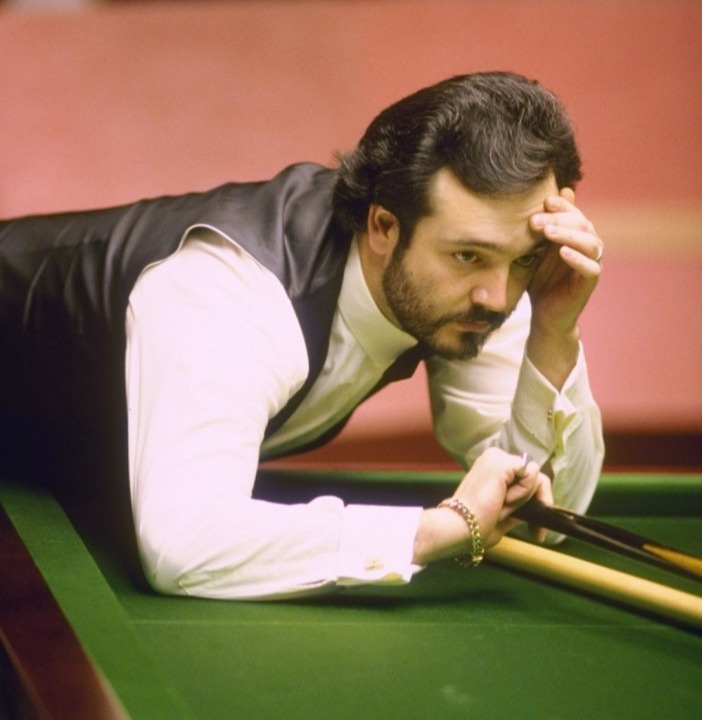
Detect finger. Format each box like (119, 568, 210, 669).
(558, 244, 603, 277)
(530, 211, 594, 241)
(536, 473, 554, 506)
(559, 187, 575, 204)
(531, 522, 548, 544)
(539, 194, 600, 254)
(505, 465, 541, 507)
(540, 223, 603, 268)
(512, 452, 532, 482)
(539, 208, 594, 234)
(546, 192, 578, 215)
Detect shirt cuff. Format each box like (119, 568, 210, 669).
(336, 505, 424, 587)
(512, 343, 592, 457)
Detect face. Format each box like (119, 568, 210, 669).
(381, 169, 557, 360)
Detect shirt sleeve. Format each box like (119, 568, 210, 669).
(125, 229, 423, 600)
(427, 295, 604, 532)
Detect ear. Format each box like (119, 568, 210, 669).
(366, 204, 401, 257)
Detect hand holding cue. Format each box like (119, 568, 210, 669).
(513, 497, 702, 583)
(486, 536, 702, 632)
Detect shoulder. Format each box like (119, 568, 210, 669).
(128, 227, 309, 383)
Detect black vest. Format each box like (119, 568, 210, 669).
(0, 164, 422, 482)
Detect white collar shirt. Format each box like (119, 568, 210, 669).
(126, 226, 602, 600)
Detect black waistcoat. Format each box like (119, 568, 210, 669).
(0, 163, 422, 483)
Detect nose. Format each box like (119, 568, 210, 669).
(469, 269, 510, 312)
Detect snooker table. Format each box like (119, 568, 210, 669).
(1, 469, 701, 720)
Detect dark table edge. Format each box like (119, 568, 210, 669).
(0, 504, 129, 720)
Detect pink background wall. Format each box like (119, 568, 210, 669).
(1, 0, 700, 461)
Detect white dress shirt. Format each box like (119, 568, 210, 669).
(125, 226, 603, 599)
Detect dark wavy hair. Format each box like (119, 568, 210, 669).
(332, 71, 582, 241)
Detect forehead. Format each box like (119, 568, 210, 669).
(425, 168, 558, 237)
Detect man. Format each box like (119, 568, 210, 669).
(0, 72, 604, 600)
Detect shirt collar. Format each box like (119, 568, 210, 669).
(338, 238, 418, 368)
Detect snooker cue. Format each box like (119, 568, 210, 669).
(486, 536, 702, 631)
(513, 498, 702, 583)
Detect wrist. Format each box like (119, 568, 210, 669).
(413, 507, 470, 566)
(412, 502, 485, 567)
(437, 498, 485, 567)
(526, 325, 580, 391)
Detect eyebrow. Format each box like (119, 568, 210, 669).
(444, 238, 550, 256)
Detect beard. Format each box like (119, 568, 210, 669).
(382, 245, 508, 361)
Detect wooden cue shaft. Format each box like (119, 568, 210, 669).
(513, 499, 702, 582)
(486, 536, 702, 631)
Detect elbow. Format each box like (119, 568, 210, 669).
(134, 514, 254, 598)
(136, 525, 195, 596)
(143, 561, 185, 597)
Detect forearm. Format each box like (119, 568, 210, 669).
(134, 478, 423, 600)
(525, 323, 581, 392)
(501, 349, 603, 516)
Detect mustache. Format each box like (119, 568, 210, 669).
(451, 305, 508, 329)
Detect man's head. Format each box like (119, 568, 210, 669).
(332, 71, 582, 243)
(371, 169, 559, 360)
(335, 72, 582, 360)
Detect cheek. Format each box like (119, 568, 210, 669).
(422, 257, 468, 294)
(421, 271, 465, 310)
(507, 270, 532, 304)
(419, 267, 475, 310)
(404, 252, 477, 311)
(400, 255, 440, 296)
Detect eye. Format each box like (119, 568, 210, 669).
(453, 251, 480, 265)
(514, 253, 541, 269)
